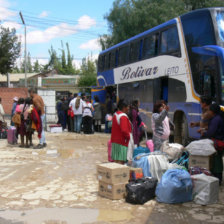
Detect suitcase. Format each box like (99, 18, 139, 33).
(7, 127, 17, 144)
(145, 131, 154, 152)
(126, 177, 158, 204)
(108, 139, 114, 162)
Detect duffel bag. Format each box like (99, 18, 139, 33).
(126, 177, 158, 204)
(156, 168, 193, 204)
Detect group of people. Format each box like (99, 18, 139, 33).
(10, 88, 47, 149)
(110, 96, 224, 184)
(57, 93, 113, 134)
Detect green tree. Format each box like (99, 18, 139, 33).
(27, 52, 32, 73)
(78, 58, 97, 87)
(33, 60, 41, 73)
(100, 0, 224, 48)
(183, 0, 224, 10)
(66, 42, 76, 74)
(46, 42, 78, 75)
(46, 45, 62, 72)
(0, 26, 21, 75)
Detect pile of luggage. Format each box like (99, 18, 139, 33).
(98, 139, 220, 205)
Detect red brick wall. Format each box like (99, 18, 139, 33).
(0, 88, 28, 115)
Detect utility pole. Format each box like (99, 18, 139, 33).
(19, 11, 27, 87)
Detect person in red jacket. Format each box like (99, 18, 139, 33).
(111, 99, 133, 164)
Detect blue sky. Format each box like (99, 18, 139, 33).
(0, 0, 114, 68)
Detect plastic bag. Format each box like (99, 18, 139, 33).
(148, 154, 169, 181)
(133, 153, 151, 177)
(191, 173, 219, 205)
(186, 139, 216, 156)
(126, 177, 158, 204)
(156, 169, 193, 204)
(161, 141, 184, 161)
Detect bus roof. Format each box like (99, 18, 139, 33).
(99, 18, 177, 55)
(99, 7, 224, 56)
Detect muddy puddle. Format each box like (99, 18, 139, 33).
(0, 207, 133, 224)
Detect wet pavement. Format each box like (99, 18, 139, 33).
(0, 132, 223, 224)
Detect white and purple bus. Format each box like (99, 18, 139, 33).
(97, 8, 224, 145)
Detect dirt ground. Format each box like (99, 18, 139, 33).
(0, 131, 223, 224)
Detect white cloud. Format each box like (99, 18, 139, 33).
(75, 15, 96, 30)
(39, 11, 49, 18)
(79, 38, 101, 50)
(0, 0, 16, 20)
(2, 21, 21, 30)
(25, 15, 96, 44)
(72, 59, 81, 69)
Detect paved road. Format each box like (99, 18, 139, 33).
(0, 132, 223, 224)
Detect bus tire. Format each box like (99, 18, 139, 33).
(174, 113, 189, 146)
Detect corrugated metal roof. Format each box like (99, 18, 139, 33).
(0, 73, 38, 82)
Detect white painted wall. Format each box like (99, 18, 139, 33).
(38, 89, 57, 125)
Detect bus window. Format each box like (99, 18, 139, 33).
(199, 72, 215, 98)
(160, 26, 180, 56)
(168, 78, 187, 102)
(129, 41, 140, 63)
(105, 54, 109, 70)
(109, 51, 116, 69)
(142, 35, 156, 59)
(181, 10, 215, 50)
(118, 45, 129, 66)
(98, 55, 105, 72)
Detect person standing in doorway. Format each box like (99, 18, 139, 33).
(28, 88, 46, 149)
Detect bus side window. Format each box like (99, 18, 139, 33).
(129, 41, 140, 63)
(160, 26, 181, 57)
(105, 54, 109, 70)
(98, 55, 105, 72)
(110, 51, 116, 69)
(200, 72, 215, 97)
(142, 35, 156, 59)
(118, 45, 130, 66)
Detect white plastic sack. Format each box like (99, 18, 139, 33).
(186, 139, 216, 156)
(148, 154, 169, 182)
(127, 133, 134, 162)
(161, 141, 184, 161)
(192, 173, 219, 205)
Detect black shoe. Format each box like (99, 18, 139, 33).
(43, 143, 47, 147)
(33, 144, 44, 149)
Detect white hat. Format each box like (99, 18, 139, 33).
(13, 97, 18, 102)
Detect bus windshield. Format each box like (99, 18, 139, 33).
(216, 11, 224, 47)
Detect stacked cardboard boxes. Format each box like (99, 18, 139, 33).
(97, 163, 129, 200)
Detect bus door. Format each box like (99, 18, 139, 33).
(153, 77, 168, 103)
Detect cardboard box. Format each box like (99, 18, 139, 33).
(129, 167, 143, 181)
(97, 163, 129, 184)
(50, 126, 62, 133)
(98, 181, 126, 200)
(189, 154, 213, 170)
